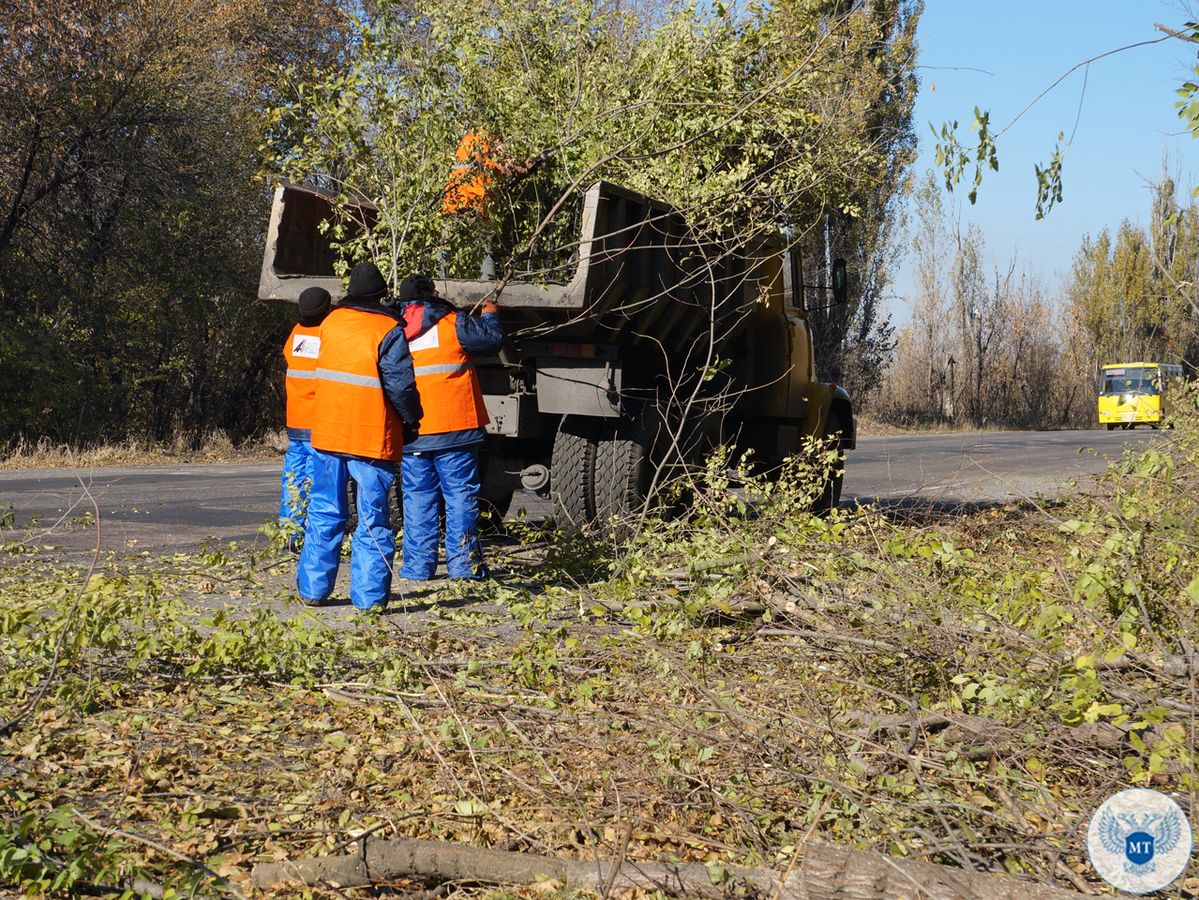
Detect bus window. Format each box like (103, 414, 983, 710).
(1100, 367, 1158, 395)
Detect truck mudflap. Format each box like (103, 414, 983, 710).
(802, 383, 856, 450)
(739, 383, 856, 462)
(535, 358, 622, 418)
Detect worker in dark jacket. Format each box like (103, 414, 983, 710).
(279, 287, 331, 543)
(396, 274, 504, 580)
(297, 263, 422, 611)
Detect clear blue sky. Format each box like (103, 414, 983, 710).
(890, 1, 1199, 324)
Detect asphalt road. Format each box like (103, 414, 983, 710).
(0, 428, 1156, 554)
(842, 427, 1154, 508)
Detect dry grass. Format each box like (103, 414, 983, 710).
(0, 429, 287, 469)
(855, 413, 1097, 438)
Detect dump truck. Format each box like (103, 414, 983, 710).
(259, 180, 855, 524)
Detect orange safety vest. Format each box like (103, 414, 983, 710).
(409, 311, 489, 435)
(283, 323, 321, 431)
(310, 307, 406, 461)
(442, 129, 498, 216)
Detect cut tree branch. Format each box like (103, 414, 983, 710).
(253, 835, 1089, 899)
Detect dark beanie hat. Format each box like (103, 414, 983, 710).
(399, 273, 438, 302)
(345, 262, 388, 302)
(297, 286, 331, 325)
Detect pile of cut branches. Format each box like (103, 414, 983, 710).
(2, 393, 1197, 898)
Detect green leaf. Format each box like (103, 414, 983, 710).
(453, 799, 489, 817)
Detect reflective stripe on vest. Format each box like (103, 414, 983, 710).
(409, 312, 488, 435)
(315, 367, 382, 388)
(283, 323, 322, 431)
(310, 307, 405, 461)
(413, 362, 473, 376)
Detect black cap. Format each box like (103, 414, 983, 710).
(399, 273, 439, 302)
(345, 262, 388, 302)
(297, 287, 332, 326)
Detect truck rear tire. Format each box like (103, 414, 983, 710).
(346, 477, 404, 533)
(595, 421, 652, 530)
(551, 417, 599, 528)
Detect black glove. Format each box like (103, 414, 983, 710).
(403, 424, 420, 444)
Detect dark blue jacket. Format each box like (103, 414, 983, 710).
(398, 299, 505, 452)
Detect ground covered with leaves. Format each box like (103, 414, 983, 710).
(2, 407, 1198, 898)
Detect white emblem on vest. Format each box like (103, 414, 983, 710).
(292, 335, 321, 358)
(409, 326, 441, 352)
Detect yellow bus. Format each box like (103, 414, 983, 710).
(1097, 362, 1184, 430)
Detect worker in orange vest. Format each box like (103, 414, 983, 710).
(395, 274, 504, 581)
(297, 262, 422, 611)
(279, 286, 331, 545)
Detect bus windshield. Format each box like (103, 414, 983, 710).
(1100, 367, 1159, 396)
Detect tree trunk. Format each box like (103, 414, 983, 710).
(253, 836, 1088, 899)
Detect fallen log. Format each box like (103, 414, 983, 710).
(252, 835, 1088, 899)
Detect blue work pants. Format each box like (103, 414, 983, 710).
(398, 448, 488, 580)
(279, 436, 315, 530)
(297, 449, 395, 610)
